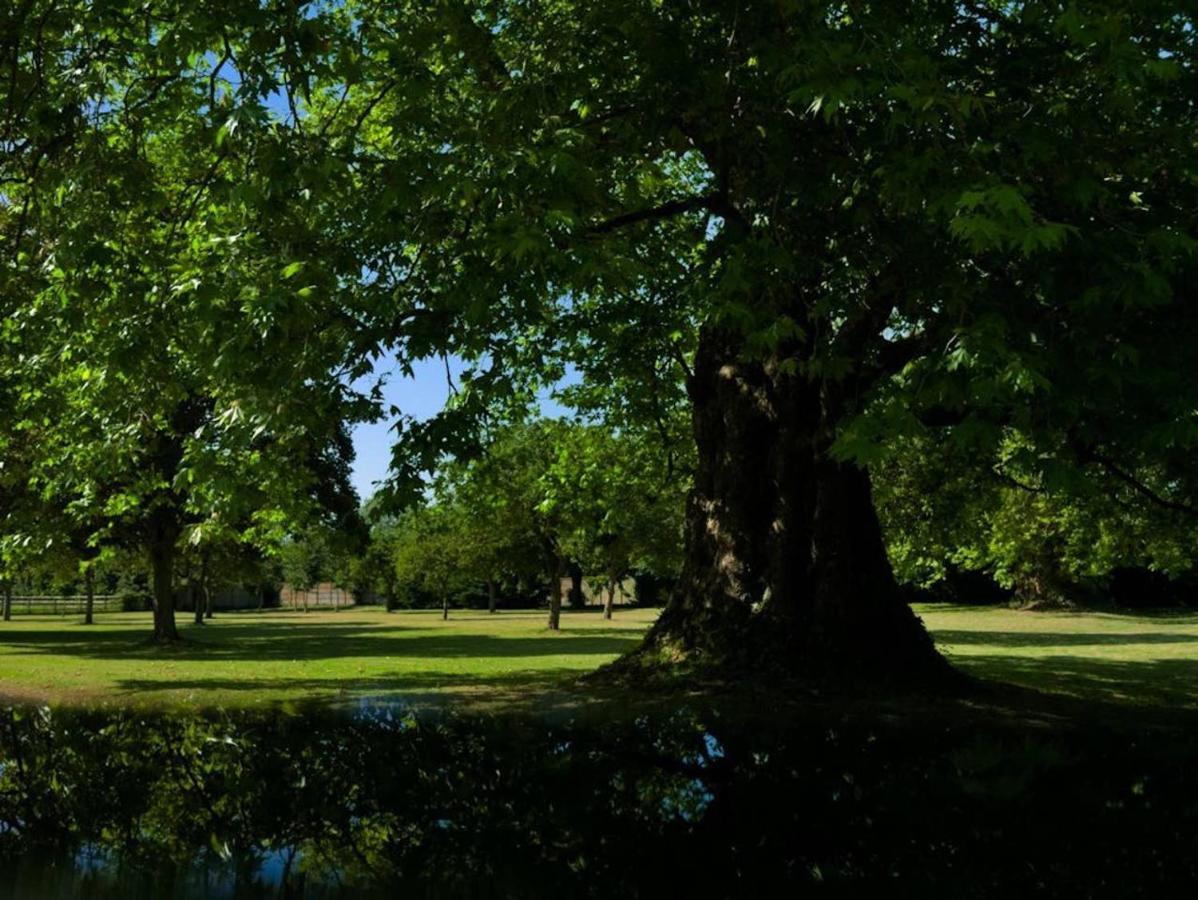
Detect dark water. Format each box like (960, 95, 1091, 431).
(1, 701, 1196, 898)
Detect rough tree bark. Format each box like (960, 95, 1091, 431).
(640, 325, 946, 680)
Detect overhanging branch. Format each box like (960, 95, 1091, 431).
(1090, 452, 1198, 518)
(589, 195, 715, 234)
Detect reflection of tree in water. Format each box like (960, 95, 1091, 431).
(2, 704, 1198, 898)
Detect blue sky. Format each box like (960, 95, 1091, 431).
(348, 352, 574, 501)
(347, 352, 458, 500)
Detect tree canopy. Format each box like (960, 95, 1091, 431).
(3, 2, 1195, 675)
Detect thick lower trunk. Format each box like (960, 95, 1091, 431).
(487, 578, 497, 614)
(547, 557, 563, 631)
(149, 525, 180, 643)
(83, 569, 95, 626)
(603, 578, 615, 620)
(204, 583, 214, 619)
(1012, 565, 1076, 609)
(2, 583, 11, 622)
(641, 326, 945, 680)
(806, 459, 942, 673)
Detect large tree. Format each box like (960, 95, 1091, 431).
(312, 1, 1197, 677)
(1, 1, 370, 640)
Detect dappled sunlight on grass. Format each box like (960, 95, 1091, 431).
(917, 604, 1198, 709)
(0, 607, 659, 708)
(4, 604, 1198, 711)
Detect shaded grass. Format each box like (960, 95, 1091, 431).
(0, 607, 655, 708)
(916, 603, 1198, 711)
(1, 603, 1197, 714)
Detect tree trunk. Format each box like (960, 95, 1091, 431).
(2, 582, 11, 622)
(442, 592, 449, 621)
(567, 562, 585, 609)
(547, 557, 564, 631)
(204, 581, 214, 619)
(148, 521, 180, 643)
(191, 554, 207, 625)
(640, 325, 945, 680)
(487, 577, 497, 614)
(604, 577, 616, 620)
(83, 568, 95, 626)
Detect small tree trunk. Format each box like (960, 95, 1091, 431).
(442, 593, 449, 621)
(567, 562, 585, 609)
(487, 578, 497, 614)
(149, 523, 180, 643)
(256, 585, 265, 611)
(2, 582, 12, 622)
(192, 555, 207, 625)
(204, 581, 214, 620)
(604, 577, 616, 620)
(84, 568, 95, 626)
(547, 557, 564, 631)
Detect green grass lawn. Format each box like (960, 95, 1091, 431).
(0, 607, 658, 708)
(917, 603, 1198, 709)
(1, 603, 1196, 710)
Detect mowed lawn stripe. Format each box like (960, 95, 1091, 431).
(0, 607, 656, 706)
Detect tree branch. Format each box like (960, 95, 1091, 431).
(1090, 452, 1198, 518)
(589, 195, 713, 234)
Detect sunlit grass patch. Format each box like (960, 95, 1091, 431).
(917, 604, 1198, 708)
(0, 607, 658, 708)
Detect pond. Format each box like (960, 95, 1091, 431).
(1, 701, 1196, 898)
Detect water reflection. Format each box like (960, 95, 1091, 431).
(2, 701, 1197, 897)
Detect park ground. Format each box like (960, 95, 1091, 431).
(1, 603, 1197, 712)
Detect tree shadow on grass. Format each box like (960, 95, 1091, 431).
(933, 630, 1198, 648)
(951, 654, 1198, 710)
(114, 669, 568, 694)
(111, 669, 604, 715)
(0, 623, 643, 663)
(923, 603, 1198, 622)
